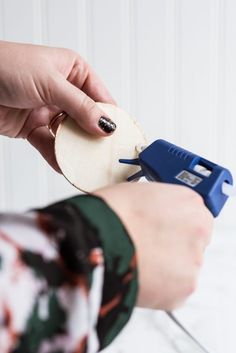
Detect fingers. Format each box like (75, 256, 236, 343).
(64, 52, 116, 105)
(49, 75, 116, 136)
(27, 125, 61, 173)
(79, 67, 116, 105)
(17, 105, 62, 138)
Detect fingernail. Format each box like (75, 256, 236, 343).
(98, 116, 116, 133)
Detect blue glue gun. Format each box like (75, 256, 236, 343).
(119, 139, 234, 217)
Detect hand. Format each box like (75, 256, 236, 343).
(95, 182, 214, 311)
(0, 41, 116, 171)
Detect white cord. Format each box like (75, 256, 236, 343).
(167, 312, 215, 353)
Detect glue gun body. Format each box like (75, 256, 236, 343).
(119, 139, 233, 217)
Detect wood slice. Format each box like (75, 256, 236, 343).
(55, 103, 147, 192)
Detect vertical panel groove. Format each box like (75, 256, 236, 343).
(165, 0, 174, 139)
(120, 0, 131, 112)
(75, 0, 88, 58)
(0, 0, 5, 38)
(4, 139, 13, 211)
(86, 0, 94, 66)
(209, 0, 220, 161)
(165, 0, 181, 143)
(174, 0, 182, 145)
(34, 0, 50, 206)
(217, 0, 226, 162)
(0, 1, 6, 210)
(129, 0, 137, 117)
(40, 0, 49, 45)
(32, 0, 43, 44)
(0, 139, 6, 210)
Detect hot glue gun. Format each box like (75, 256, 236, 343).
(120, 139, 234, 217)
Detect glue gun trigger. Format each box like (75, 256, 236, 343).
(119, 158, 140, 166)
(127, 170, 144, 182)
(119, 158, 144, 182)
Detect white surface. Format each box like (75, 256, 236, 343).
(102, 226, 236, 353)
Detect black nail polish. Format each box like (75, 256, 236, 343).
(98, 116, 116, 133)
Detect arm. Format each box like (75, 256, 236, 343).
(0, 195, 137, 353)
(0, 183, 213, 353)
(0, 41, 214, 352)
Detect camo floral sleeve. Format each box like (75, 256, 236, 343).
(0, 195, 138, 353)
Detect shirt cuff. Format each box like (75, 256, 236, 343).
(43, 194, 138, 350)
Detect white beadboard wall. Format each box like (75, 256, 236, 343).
(0, 0, 236, 227)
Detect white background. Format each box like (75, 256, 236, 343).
(0, 1, 236, 352)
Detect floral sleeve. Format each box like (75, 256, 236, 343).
(0, 195, 138, 353)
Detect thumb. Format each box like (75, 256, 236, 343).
(49, 75, 116, 136)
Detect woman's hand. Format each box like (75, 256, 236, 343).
(95, 182, 214, 311)
(0, 41, 116, 171)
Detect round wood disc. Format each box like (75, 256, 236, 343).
(55, 103, 147, 192)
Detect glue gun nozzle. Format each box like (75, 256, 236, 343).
(135, 144, 147, 153)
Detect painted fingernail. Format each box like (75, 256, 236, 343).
(98, 116, 116, 133)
